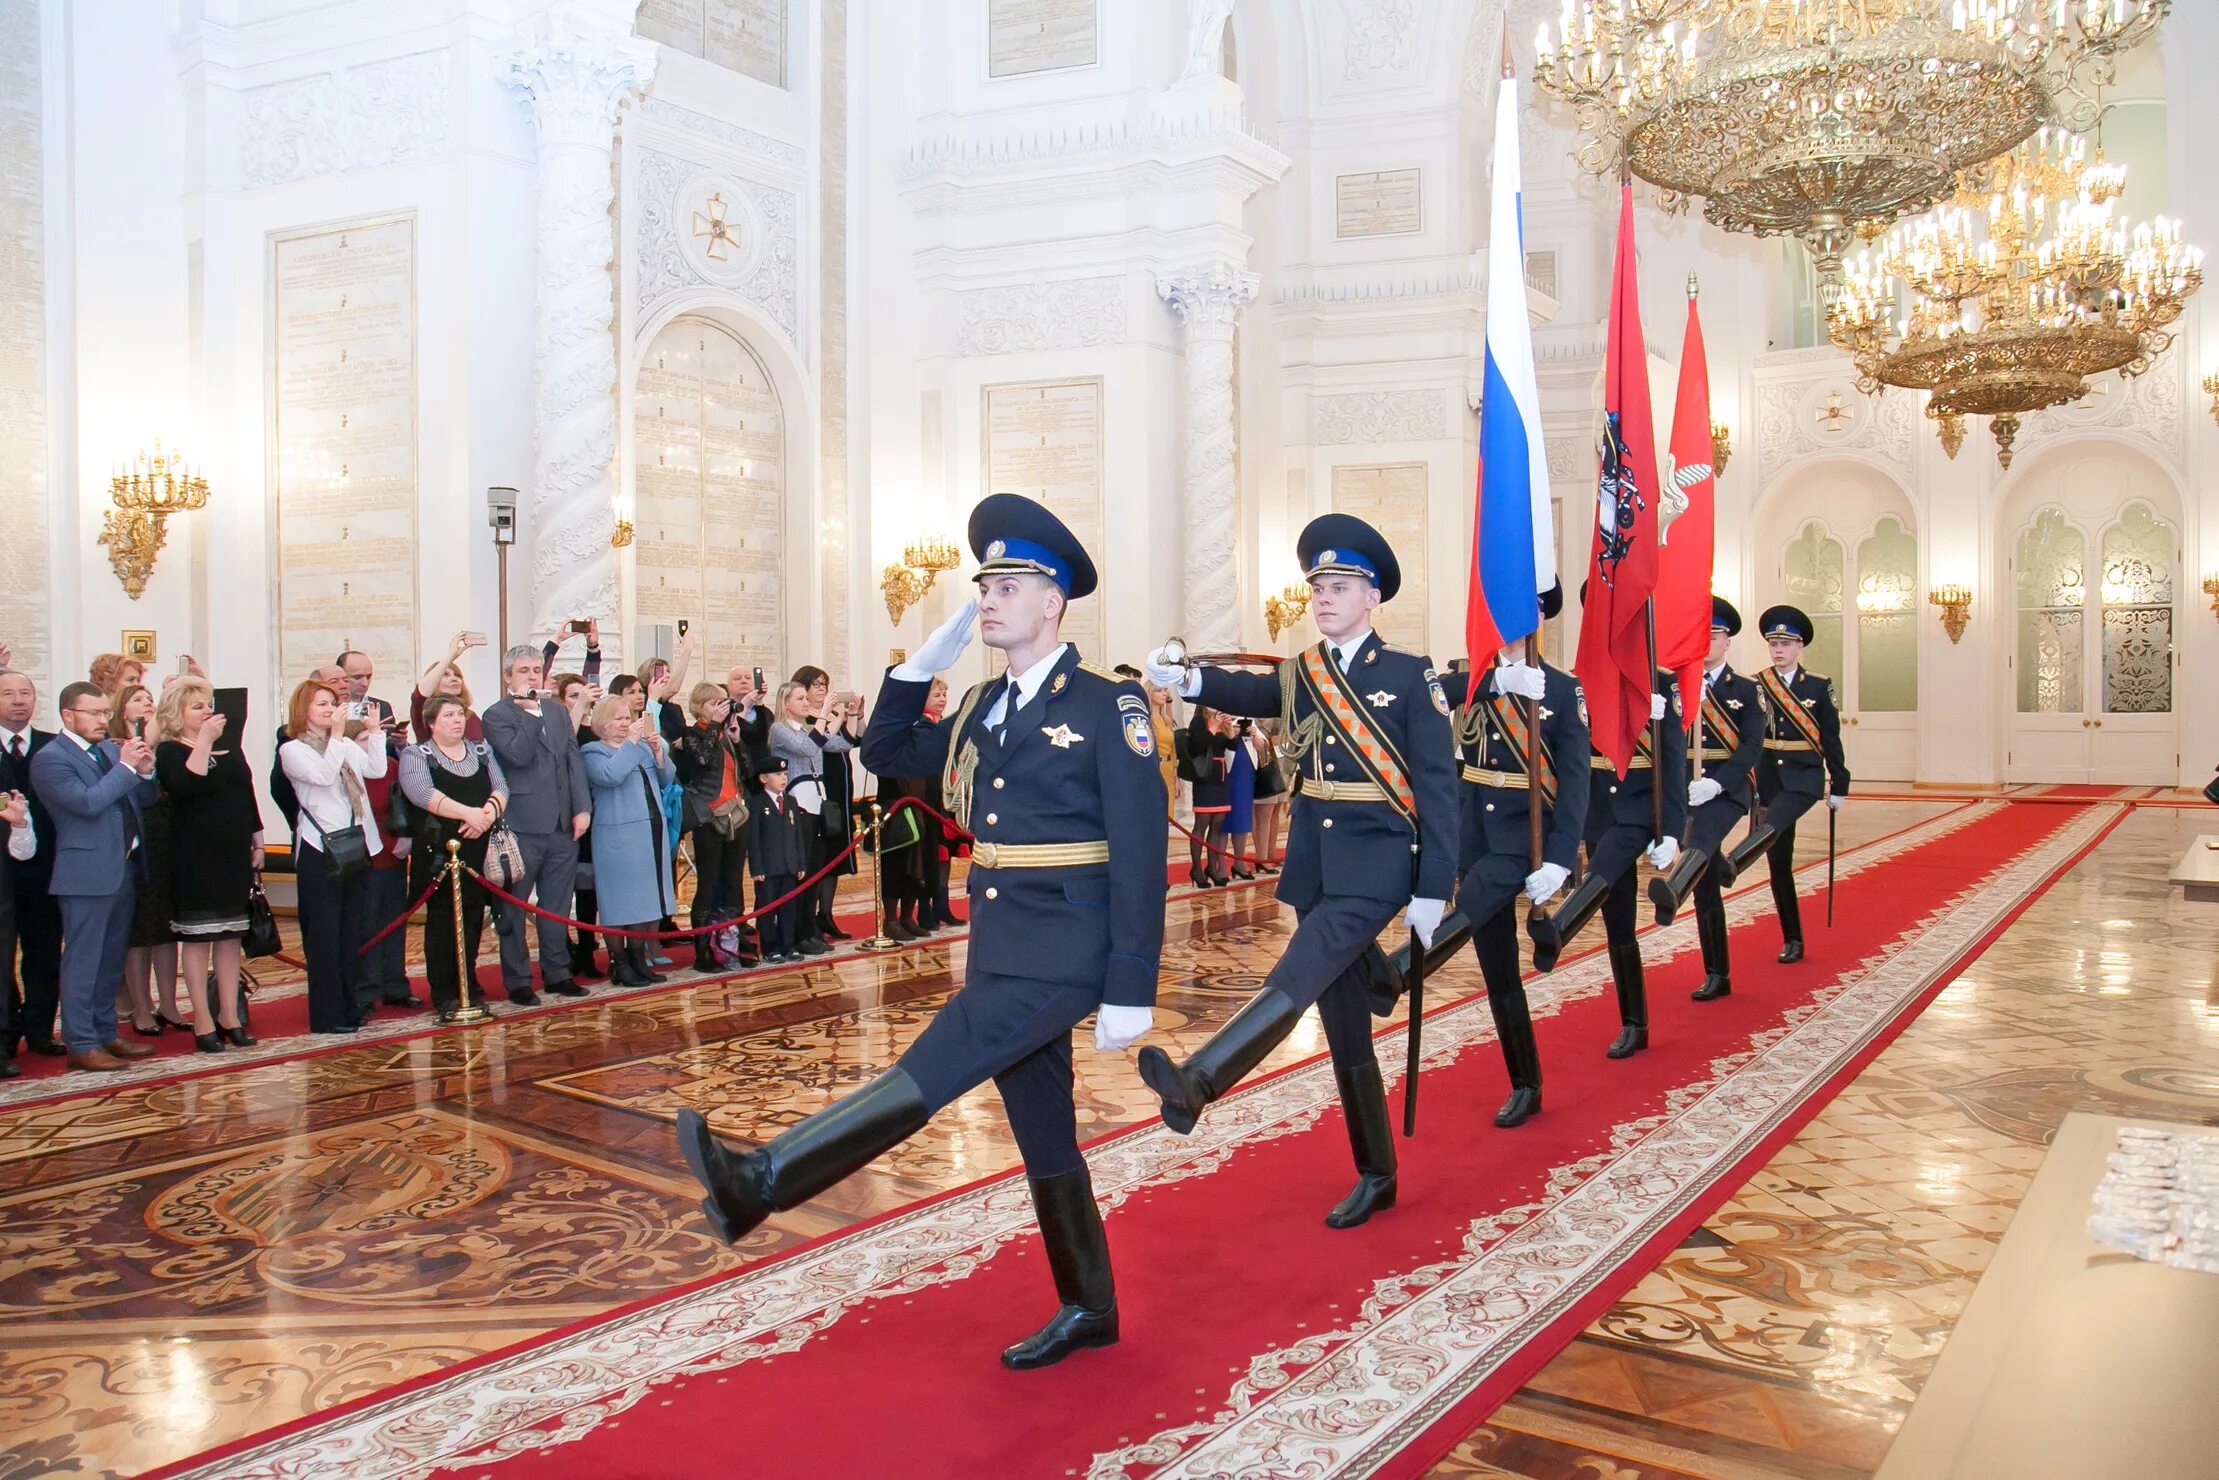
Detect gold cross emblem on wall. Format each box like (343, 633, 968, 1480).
(692, 192, 739, 262)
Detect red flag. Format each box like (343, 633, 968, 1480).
(1657, 286, 1718, 731)
(1575, 185, 1661, 776)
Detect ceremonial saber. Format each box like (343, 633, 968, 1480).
(1402, 928, 1424, 1137)
(1827, 801, 1837, 927)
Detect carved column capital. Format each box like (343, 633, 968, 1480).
(497, 5, 658, 150)
(1156, 262, 1259, 343)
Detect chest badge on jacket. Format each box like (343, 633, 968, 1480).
(1365, 690, 1396, 709)
(1041, 724, 1084, 749)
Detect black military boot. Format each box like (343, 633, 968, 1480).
(1772, 860, 1805, 964)
(1647, 848, 1709, 927)
(1324, 1061, 1398, 1229)
(1605, 938, 1649, 1058)
(1474, 916, 1543, 1127)
(676, 1068, 933, 1243)
(1001, 1167, 1119, 1370)
(1691, 894, 1732, 1001)
(1371, 913, 1475, 1016)
(1534, 869, 1609, 973)
(1138, 987, 1304, 1135)
(1725, 824, 1777, 886)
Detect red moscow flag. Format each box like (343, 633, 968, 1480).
(1575, 184, 1661, 777)
(1657, 286, 1718, 732)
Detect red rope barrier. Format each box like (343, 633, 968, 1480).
(354, 872, 452, 955)
(1167, 813, 1286, 871)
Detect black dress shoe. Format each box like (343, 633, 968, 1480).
(796, 938, 830, 956)
(0, 1059, 18, 1079)
(508, 988, 543, 1007)
(224, 1025, 257, 1048)
(157, 1012, 193, 1032)
(544, 980, 590, 998)
(820, 921, 851, 941)
(381, 992, 423, 1008)
(131, 1020, 164, 1038)
(1494, 1084, 1543, 1129)
(313, 1024, 360, 1036)
(570, 946, 603, 981)
(1605, 1024, 1648, 1059)
(1777, 939, 1805, 964)
(195, 1032, 226, 1053)
(29, 1039, 66, 1058)
(1691, 974, 1731, 1002)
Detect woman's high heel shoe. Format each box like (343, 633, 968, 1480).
(223, 1024, 257, 1048)
(195, 1032, 226, 1053)
(157, 1011, 193, 1032)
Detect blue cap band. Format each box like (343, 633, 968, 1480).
(977, 536, 1070, 592)
(1306, 547, 1379, 584)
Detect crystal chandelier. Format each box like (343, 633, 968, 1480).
(1827, 127, 2203, 467)
(1532, 1, 2171, 289)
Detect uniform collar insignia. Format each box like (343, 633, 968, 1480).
(1050, 672, 1067, 695)
(1041, 723, 1084, 748)
(1365, 689, 1396, 707)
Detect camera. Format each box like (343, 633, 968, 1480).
(487, 487, 519, 546)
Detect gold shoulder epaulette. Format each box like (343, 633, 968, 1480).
(1077, 660, 1124, 684)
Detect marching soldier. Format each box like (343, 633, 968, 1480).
(1529, 582, 1685, 1059)
(1648, 597, 1768, 1001)
(1437, 584, 1591, 1124)
(677, 495, 1167, 1371)
(1752, 605, 1849, 963)
(1139, 514, 1456, 1229)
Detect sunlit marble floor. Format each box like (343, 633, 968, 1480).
(1428, 803, 2219, 1480)
(1, 796, 2194, 1479)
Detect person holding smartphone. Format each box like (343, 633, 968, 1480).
(156, 678, 265, 1051)
(107, 686, 179, 1038)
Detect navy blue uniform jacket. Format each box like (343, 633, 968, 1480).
(1695, 665, 1766, 810)
(1756, 669, 1851, 802)
(1584, 670, 1688, 841)
(1441, 662, 1592, 874)
(862, 647, 1167, 1008)
(1195, 633, 1459, 908)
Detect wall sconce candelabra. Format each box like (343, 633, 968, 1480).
(1929, 583, 1972, 644)
(2204, 371, 2219, 427)
(1709, 420, 1732, 477)
(2201, 573, 2219, 621)
(99, 440, 210, 599)
(881, 536, 962, 624)
(1265, 582, 1311, 641)
(610, 516, 635, 549)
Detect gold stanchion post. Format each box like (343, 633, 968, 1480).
(856, 800, 900, 952)
(441, 838, 494, 1026)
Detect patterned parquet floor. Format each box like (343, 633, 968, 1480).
(1, 797, 2209, 1478)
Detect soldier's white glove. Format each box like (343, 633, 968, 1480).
(1647, 836, 1679, 870)
(1143, 646, 1197, 696)
(1494, 662, 1547, 701)
(1689, 777, 1723, 807)
(1404, 896, 1446, 948)
(1827, 793, 1845, 812)
(1094, 1003, 1152, 1052)
(1524, 862, 1570, 904)
(1650, 692, 1668, 722)
(892, 598, 978, 680)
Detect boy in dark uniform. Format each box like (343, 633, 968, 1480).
(1752, 604, 1850, 963)
(1139, 514, 1457, 1229)
(745, 755, 807, 963)
(1434, 584, 1590, 1125)
(678, 495, 1168, 1371)
(1648, 597, 1768, 1000)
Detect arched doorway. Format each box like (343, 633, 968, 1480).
(631, 315, 787, 680)
(1754, 463, 1921, 781)
(2004, 464, 2181, 784)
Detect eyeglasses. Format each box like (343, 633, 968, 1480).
(68, 706, 112, 719)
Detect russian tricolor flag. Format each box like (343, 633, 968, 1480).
(1466, 38, 1553, 663)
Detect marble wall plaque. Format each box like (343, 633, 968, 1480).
(982, 379, 1104, 660)
(987, 0, 1097, 78)
(0, 0, 50, 706)
(1525, 249, 1559, 302)
(1331, 462, 1428, 651)
(1335, 168, 1422, 239)
(637, 0, 785, 88)
(633, 316, 785, 680)
(270, 216, 419, 700)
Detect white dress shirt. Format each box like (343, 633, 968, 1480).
(1326, 628, 1374, 671)
(280, 731, 389, 852)
(983, 643, 1070, 739)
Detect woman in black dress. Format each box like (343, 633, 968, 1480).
(113, 684, 179, 1036)
(1182, 707, 1236, 888)
(155, 679, 264, 1051)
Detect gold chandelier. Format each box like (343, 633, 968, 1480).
(1827, 127, 2203, 467)
(1533, 1, 2171, 288)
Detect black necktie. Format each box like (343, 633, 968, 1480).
(90, 742, 113, 776)
(7, 735, 21, 764)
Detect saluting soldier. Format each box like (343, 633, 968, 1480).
(1436, 584, 1591, 1125)
(1648, 597, 1768, 1000)
(1752, 605, 1849, 963)
(1139, 514, 1456, 1230)
(1528, 584, 1685, 1059)
(677, 495, 1167, 1372)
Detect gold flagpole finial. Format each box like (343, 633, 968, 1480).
(1500, 15, 1515, 80)
(1688, 272, 1700, 300)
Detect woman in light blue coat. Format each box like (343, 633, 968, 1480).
(580, 695, 678, 987)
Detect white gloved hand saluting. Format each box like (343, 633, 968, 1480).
(1524, 862, 1570, 904)
(1647, 836, 1680, 871)
(1143, 645, 1196, 696)
(892, 598, 979, 681)
(1650, 692, 1669, 722)
(1404, 896, 1446, 948)
(1689, 777, 1723, 808)
(1094, 1003, 1152, 1052)
(1827, 793, 1845, 812)
(1494, 662, 1547, 701)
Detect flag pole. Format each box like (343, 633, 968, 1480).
(1645, 600, 1664, 846)
(1686, 272, 1705, 787)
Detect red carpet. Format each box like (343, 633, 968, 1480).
(150, 798, 2120, 1480)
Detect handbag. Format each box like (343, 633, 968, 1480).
(318, 823, 371, 876)
(243, 876, 282, 958)
(482, 820, 526, 891)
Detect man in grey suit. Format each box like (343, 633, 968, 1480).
(481, 645, 592, 1005)
(29, 682, 162, 1072)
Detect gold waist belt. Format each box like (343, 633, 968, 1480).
(1301, 778, 1389, 803)
(1763, 738, 1814, 752)
(969, 841, 1111, 870)
(1590, 755, 1651, 771)
(1699, 748, 1738, 761)
(1461, 765, 1532, 789)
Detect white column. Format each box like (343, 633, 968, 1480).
(1158, 262, 1258, 653)
(497, 7, 656, 641)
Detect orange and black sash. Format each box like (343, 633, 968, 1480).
(1700, 687, 1739, 748)
(1297, 643, 1416, 825)
(1760, 667, 1825, 749)
(1483, 690, 1559, 805)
